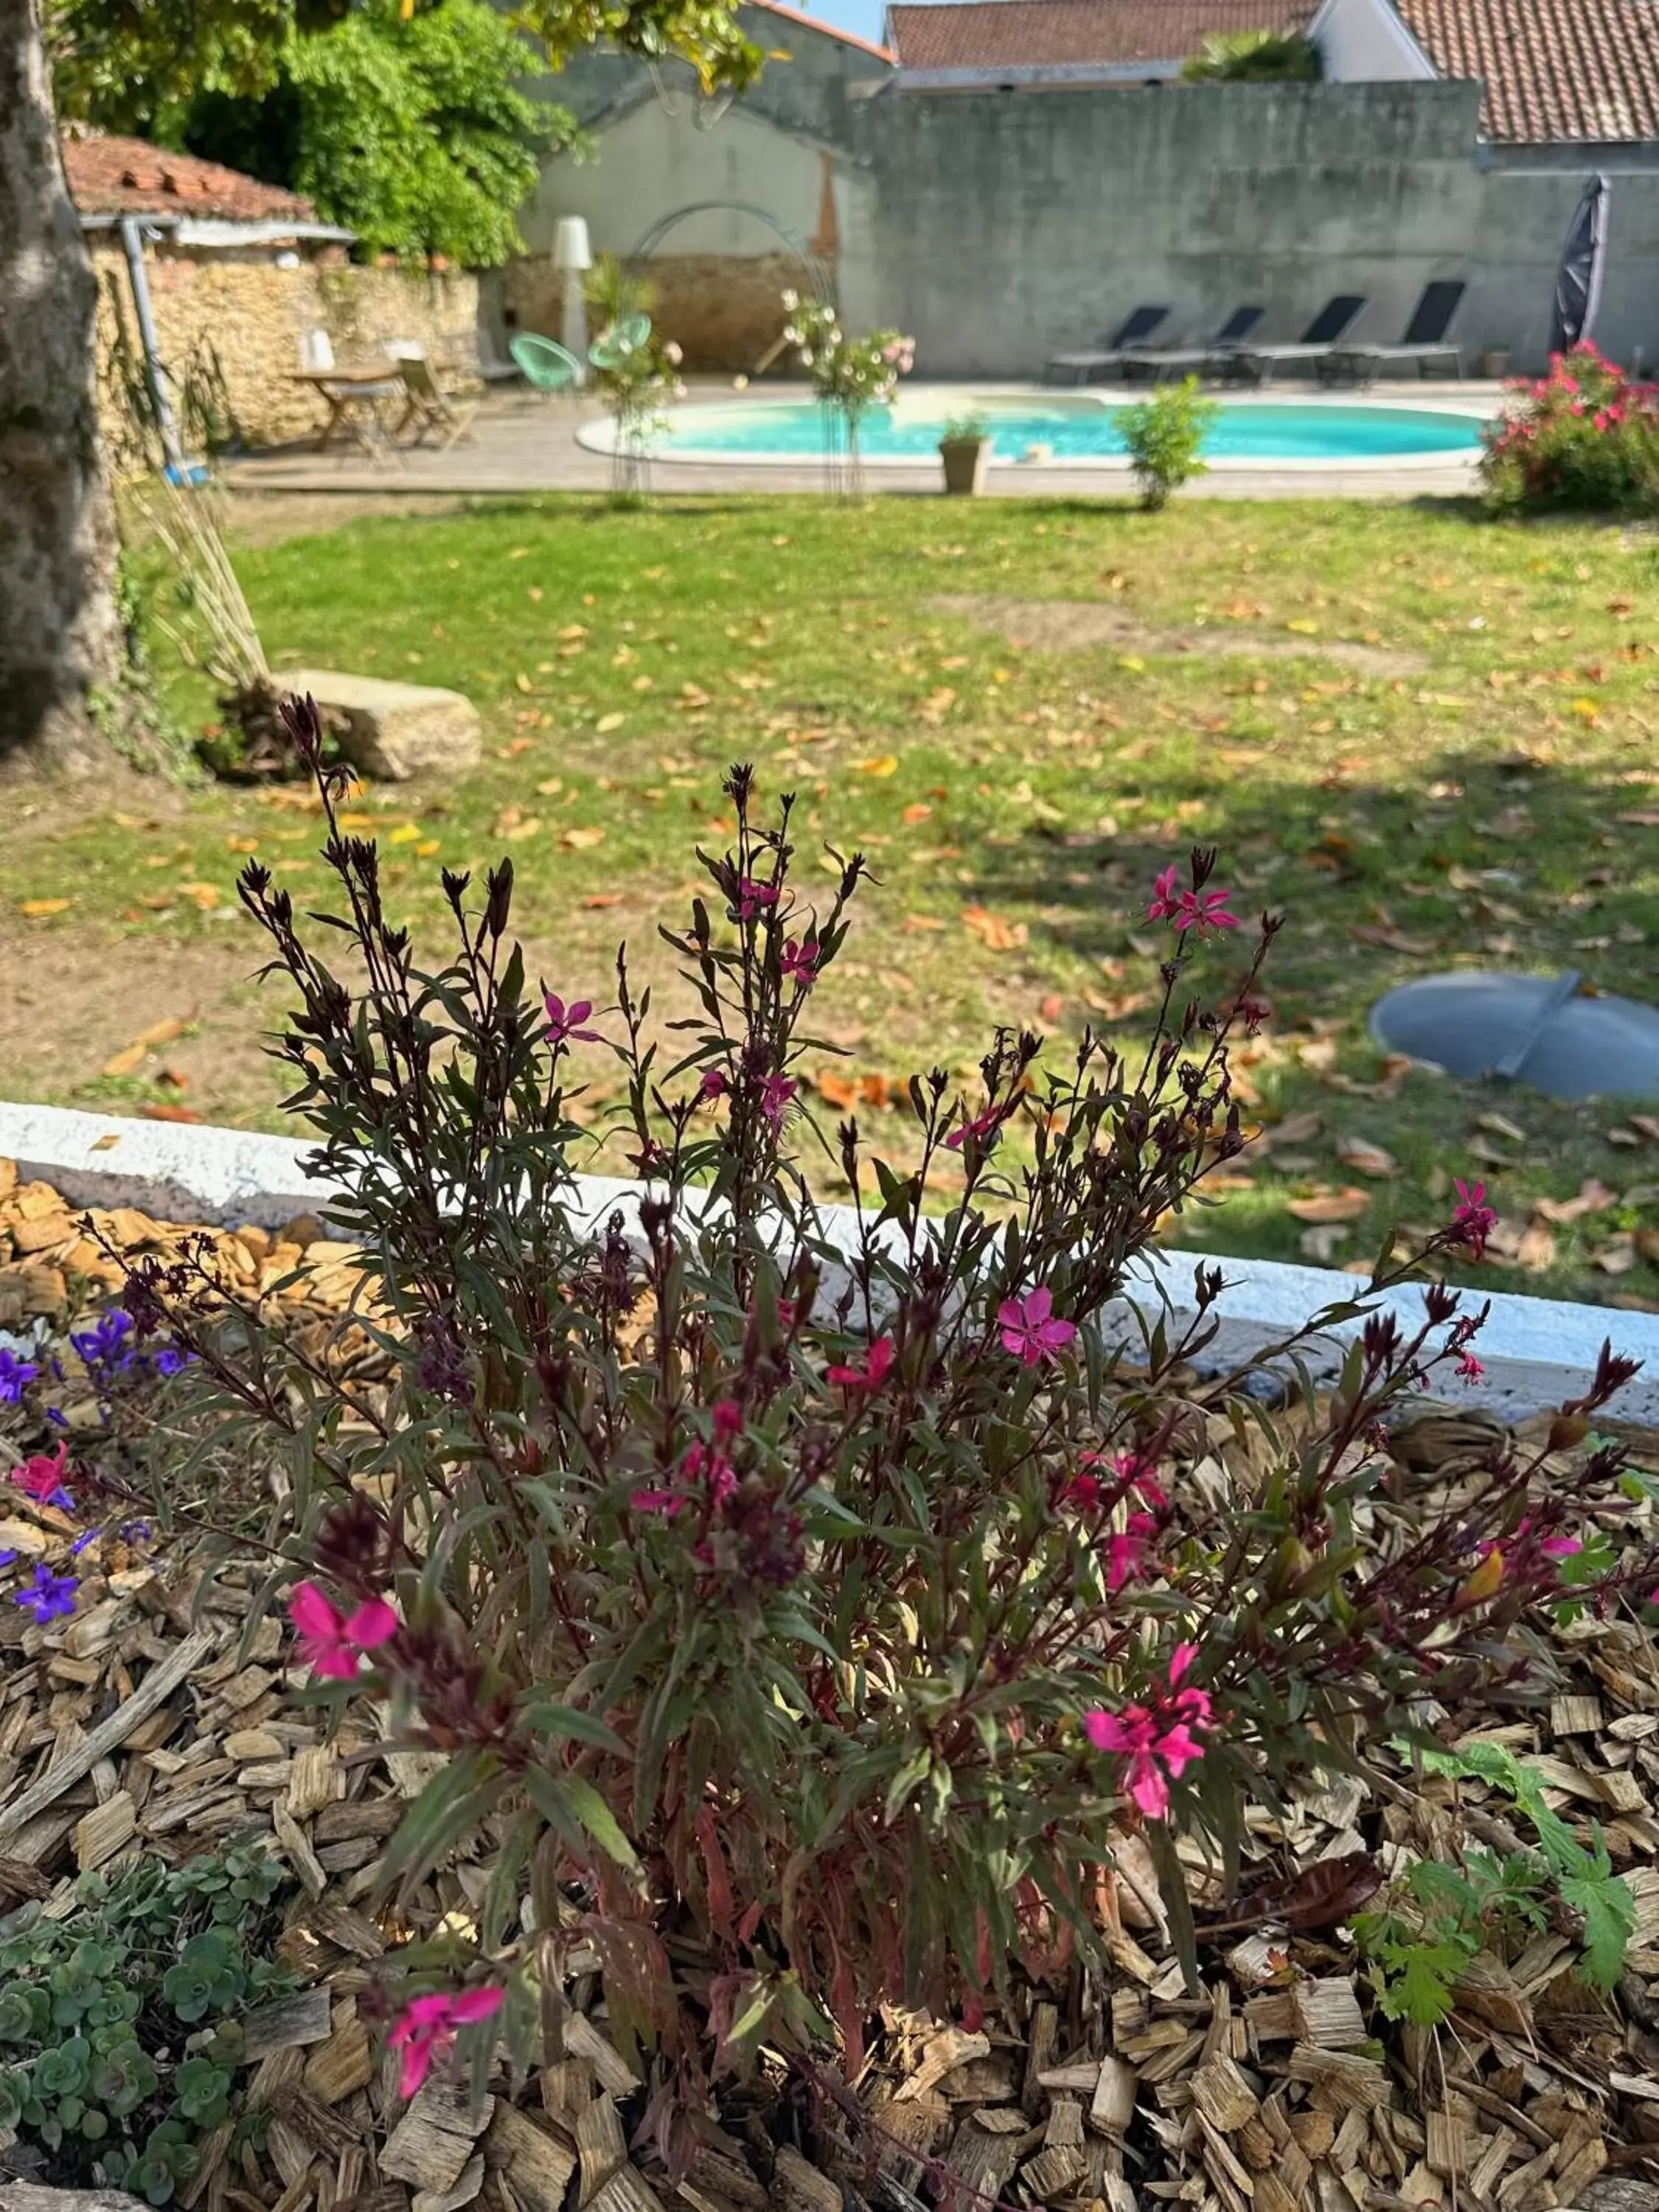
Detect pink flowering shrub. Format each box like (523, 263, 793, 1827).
(121, 706, 1658, 2143)
(1481, 341, 1659, 511)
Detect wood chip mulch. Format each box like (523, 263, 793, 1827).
(2, 1174, 1659, 2212)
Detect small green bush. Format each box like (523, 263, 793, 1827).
(941, 412, 990, 443)
(1481, 342, 1659, 512)
(0, 1845, 296, 2203)
(1354, 1740, 1635, 2024)
(1116, 377, 1220, 509)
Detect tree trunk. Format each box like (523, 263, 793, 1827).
(0, 0, 127, 775)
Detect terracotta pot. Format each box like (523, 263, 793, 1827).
(939, 436, 992, 495)
(1479, 349, 1511, 379)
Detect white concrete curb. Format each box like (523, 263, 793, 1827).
(4, 1100, 1656, 1429)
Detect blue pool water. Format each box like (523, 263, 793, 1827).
(644, 400, 1486, 464)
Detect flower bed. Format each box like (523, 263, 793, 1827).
(7, 712, 1659, 2212)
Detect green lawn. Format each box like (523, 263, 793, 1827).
(9, 490, 1659, 1307)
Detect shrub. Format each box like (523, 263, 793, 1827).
(121, 705, 1658, 2149)
(1481, 342, 1659, 512)
(1181, 29, 1321, 80)
(0, 1845, 295, 2204)
(1116, 376, 1219, 509)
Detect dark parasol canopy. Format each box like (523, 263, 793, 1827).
(1550, 173, 1611, 355)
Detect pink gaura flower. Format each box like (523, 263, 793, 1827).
(827, 1335, 895, 1393)
(1450, 1178, 1498, 1259)
(10, 1442, 71, 1506)
(543, 993, 602, 1048)
(1147, 865, 1183, 923)
(737, 877, 778, 920)
(1104, 1511, 1158, 1593)
(1082, 1644, 1214, 1820)
(759, 1074, 797, 1124)
(699, 1066, 727, 1102)
(946, 1105, 1003, 1153)
(1457, 1352, 1485, 1383)
(389, 1986, 504, 2101)
(997, 1286, 1077, 1367)
(781, 937, 820, 987)
(1175, 886, 1239, 935)
(288, 1582, 398, 1680)
(1068, 1449, 1166, 1514)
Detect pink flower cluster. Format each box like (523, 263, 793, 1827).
(632, 1400, 742, 1515)
(1084, 1644, 1214, 1820)
(1147, 866, 1239, 936)
(389, 1986, 504, 2098)
(288, 1582, 399, 1678)
(998, 1287, 1077, 1367)
(827, 1335, 895, 1392)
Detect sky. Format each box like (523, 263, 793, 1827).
(785, 0, 894, 52)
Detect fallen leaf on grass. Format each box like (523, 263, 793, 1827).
(855, 755, 899, 777)
(387, 824, 424, 846)
(175, 883, 220, 911)
(582, 894, 622, 908)
(415, 839, 441, 858)
(1595, 1237, 1638, 1275)
(961, 906, 1027, 952)
(902, 802, 933, 826)
(1350, 924, 1438, 956)
(226, 835, 260, 855)
(1255, 1110, 1324, 1152)
(1336, 1137, 1400, 1180)
(1533, 1178, 1617, 1225)
(1287, 1187, 1372, 1223)
(902, 914, 946, 933)
(560, 826, 607, 850)
(816, 1071, 897, 1112)
(1616, 810, 1659, 828)
(18, 899, 72, 917)
(1284, 617, 1320, 636)
(1298, 1223, 1351, 1263)
(597, 712, 626, 734)
(1476, 1110, 1528, 1144)
(917, 688, 956, 725)
(141, 1105, 202, 1124)
(1038, 993, 1065, 1023)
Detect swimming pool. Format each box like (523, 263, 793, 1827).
(580, 395, 1488, 467)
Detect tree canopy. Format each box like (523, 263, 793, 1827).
(46, 0, 762, 265)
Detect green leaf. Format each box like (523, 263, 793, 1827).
(1559, 1863, 1635, 1991)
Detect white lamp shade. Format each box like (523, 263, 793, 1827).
(553, 216, 593, 271)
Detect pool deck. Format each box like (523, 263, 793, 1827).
(228, 377, 1498, 504)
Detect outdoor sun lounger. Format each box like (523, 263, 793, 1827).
(1043, 306, 1172, 386)
(1228, 296, 1368, 386)
(1324, 279, 1467, 386)
(1118, 305, 1266, 382)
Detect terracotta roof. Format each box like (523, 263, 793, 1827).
(886, 0, 1310, 72)
(60, 131, 316, 224)
(1389, 0, 1659, 141)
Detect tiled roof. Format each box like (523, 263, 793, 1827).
(886, 0, 1310, 72)
(61, 131, 316, 223)
(1390, 0, 1659, 141)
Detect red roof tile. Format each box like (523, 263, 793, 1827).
(1391, 0, 1659, 141)
(886, 0, 1310, 72)
(61, 131, 316, 224)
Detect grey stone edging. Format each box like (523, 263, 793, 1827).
(2, 1100, 1655, 1430)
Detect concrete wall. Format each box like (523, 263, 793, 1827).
(840, 80, 1659, 376)
(93, 245, 479, 450)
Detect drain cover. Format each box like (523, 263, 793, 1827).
(1368, 969, 1659, 1102)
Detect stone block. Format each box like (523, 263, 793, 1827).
(278, 669, 481, 782)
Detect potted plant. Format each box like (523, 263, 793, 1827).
(1480, 347, 1512, 379)
(939, 410, 992, 495)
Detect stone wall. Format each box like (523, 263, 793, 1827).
(91, 244, 480, 453)
(501, 248, 804, 370)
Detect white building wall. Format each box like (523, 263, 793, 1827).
(1311, 0, 1438, 83)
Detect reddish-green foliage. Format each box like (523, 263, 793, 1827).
(122, 708, 1655, 2145)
